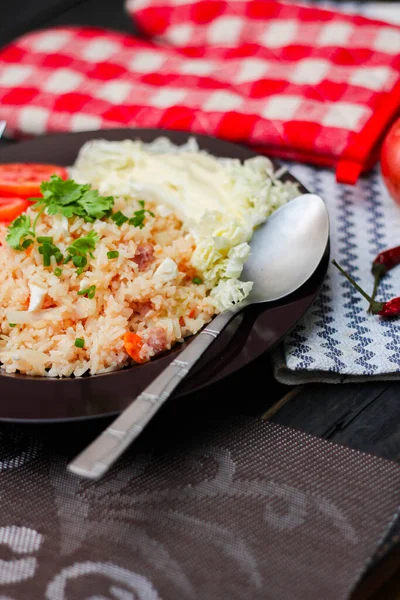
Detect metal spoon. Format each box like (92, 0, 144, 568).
(68, 193, 329, 479)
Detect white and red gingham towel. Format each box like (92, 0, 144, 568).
(0, 0, 400, 183)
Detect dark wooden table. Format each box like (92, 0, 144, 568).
(2, 0, 400, 597)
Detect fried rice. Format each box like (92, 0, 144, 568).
(0, 138, 299, 378)
(0, 196, 215, 377)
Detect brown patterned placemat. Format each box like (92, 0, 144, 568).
(0, 417, 398, 599)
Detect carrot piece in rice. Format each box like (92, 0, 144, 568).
(124, 332, 146, 364)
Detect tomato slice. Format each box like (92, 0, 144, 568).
(0, 197, 31, 223)
(0, 163, 69, 198)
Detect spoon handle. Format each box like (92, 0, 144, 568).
(68, 304, 243, 479)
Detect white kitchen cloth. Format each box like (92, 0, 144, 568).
(272, 163, 400, 384)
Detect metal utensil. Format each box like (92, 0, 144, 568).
(0, 122, 6, 139)
(68, 193, 329, 479)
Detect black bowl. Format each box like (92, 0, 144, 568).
(0, 128, 329, 422)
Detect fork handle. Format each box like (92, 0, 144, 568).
(68, 305, 243, 479)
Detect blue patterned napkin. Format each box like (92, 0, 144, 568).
(273, 164, 400, 383)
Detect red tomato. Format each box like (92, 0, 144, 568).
(0, 163, 68, 198)
(0, 197, 31, 222)
(381, 117, 400, 205)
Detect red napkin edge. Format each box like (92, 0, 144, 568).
(336, 79, 400, 185)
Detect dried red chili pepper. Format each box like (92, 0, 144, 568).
(332, 260, 400, 318)
(371, 245, 400, 302)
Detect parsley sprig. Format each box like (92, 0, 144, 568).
(32, 176, 114, 222)
(6, 177, 113, 252)
(6, 215, 35, 251)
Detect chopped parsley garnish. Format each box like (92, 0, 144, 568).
(129, 201, 155, 229)
(77, 284, 96, 299)
(54, 267, 62, 277)
(66, 230, 98, 256)
(64, 231, 98, 274)
(107, 250, 119, 259)
(74, 338, 85, 348)
(6, 215, 34, 250)
(37, 237, 63, 267)
(9, 323, 16, 328)
(32, 176, 114, 222)
(111, 211, 129, 227)
(111, 201, 154, 230)
(21, 239, 34, 250)
(192, 277, 202, 285)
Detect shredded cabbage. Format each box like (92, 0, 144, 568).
(211, 278, 254, 312)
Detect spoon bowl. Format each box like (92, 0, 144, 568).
(68, 193, 329, 479)
(243, 193, 329, 304)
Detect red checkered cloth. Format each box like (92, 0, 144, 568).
(0, 0, 399, 183)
